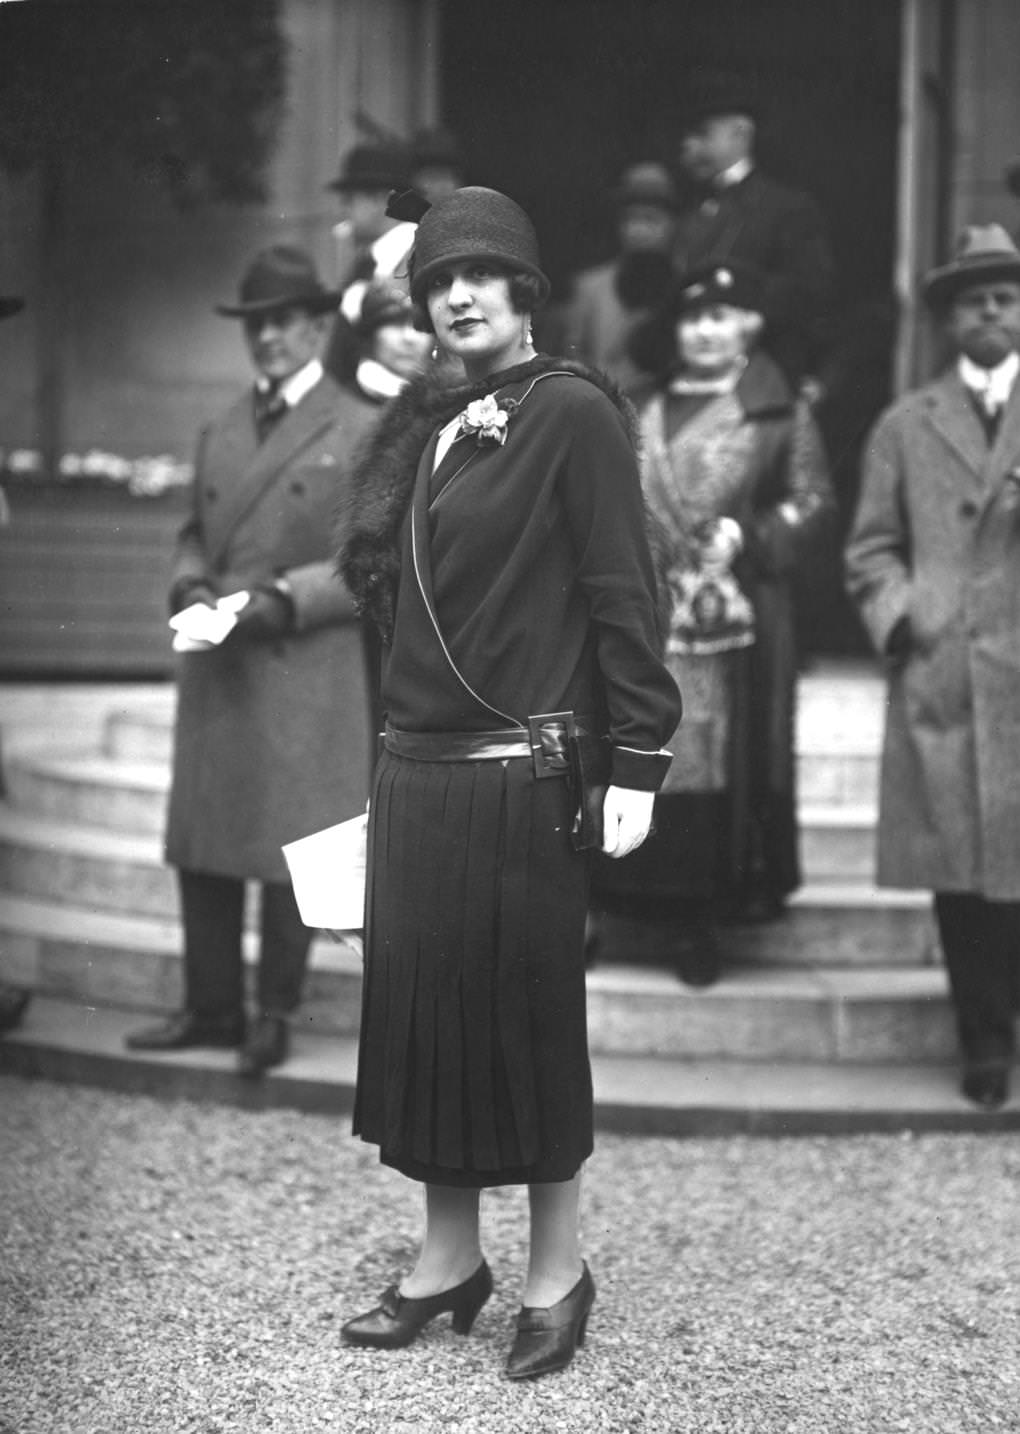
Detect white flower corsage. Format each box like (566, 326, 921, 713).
(457, 393, 517, 447)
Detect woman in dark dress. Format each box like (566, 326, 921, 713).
(338, 187, 680, 1380)
(594, 262, 832, 985)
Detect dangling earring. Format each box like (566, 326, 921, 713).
(523, 318, 534, 348)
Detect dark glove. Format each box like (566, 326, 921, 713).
(229, 583, 294, 641)
(168, 577, 217, 618)
(885, 615, 912, 661)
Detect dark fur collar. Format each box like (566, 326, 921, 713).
(337, 355, 638, 640)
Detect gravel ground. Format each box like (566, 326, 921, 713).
(1, 1077, 1017, 1434)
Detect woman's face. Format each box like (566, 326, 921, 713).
(676, 303, 758, 376)
(425, 260, 530, 379)
(371, 317, 431, 380)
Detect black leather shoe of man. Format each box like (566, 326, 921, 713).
(238, 1015, 289, 1079)
(125, 1010, 245, 1052)
(961, 1064, 1010, 1110)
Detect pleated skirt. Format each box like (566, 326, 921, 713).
(352, 748, 594, 1187)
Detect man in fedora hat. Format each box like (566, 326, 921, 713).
(126, 245, 377, 1078)
(564, 161, 679, 394)
(846, 223, 1020, 1111)
(673, 69, 833, 386)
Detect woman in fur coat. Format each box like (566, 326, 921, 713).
(594, 261, 832, 985)
(337, 187, 681, 1380)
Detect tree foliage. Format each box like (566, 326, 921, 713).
(0, 0, 288, 205)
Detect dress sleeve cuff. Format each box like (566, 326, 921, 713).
(610, 747, 673, 792)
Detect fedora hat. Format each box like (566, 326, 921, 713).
(611, 162, 678, 213)
(327, 142, 409, 195)
(923, 224, 1020, 309)
(216, 246, 340, 318)
(0, 296, 24, 320)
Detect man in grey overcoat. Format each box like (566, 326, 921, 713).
(128, 246, 376, 1077)
(846, 225, 1020, 1111)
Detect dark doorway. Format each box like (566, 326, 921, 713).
(439, 0, 902, 654)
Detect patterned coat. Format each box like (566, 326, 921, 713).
(164, 374, 377, 881)
(846, 368, 1020, 898)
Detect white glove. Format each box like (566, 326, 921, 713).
(601, 785, 655, 859)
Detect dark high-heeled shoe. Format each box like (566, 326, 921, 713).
(505, 1263, 595, 1381)
(340, 1261, 493, 1349)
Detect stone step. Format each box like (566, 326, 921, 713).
(4, 746, 170, 835)
(1, 747, 883, 881)
(98, 705, 883, 809)
(5, 997, 1016, 1133)
(0, 894, 955, 1063)
(101, 705, 175, 763)
(0, 804, 176, 918)
(0, 793, 933, 962)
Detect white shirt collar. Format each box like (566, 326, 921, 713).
(958, 351, 1020, 411)
(715, 156, 753, 189)
(356, 356, 408, 402)
(257, 357, 323, 408)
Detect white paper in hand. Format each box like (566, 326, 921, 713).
(169, 590, 250, 651)
(282, 814, 367, 932)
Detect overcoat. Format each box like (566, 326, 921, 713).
(845, 368, 1020, 899)
(165, 373, 377, 882)
(563, 262, 654, 396)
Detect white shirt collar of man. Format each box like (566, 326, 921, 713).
(257, 357, 323, 408)
(715, 156, 753, 190)
(958, 351, 1020, 414)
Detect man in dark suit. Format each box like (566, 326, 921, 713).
(674, 71, 834, 385)
(127, 247, 376, 1078)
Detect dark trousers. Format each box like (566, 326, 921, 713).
(934, 892, 1020, 1067)
(179, 870, 312, 1021)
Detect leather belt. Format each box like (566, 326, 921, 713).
(384, 712, 593, 780)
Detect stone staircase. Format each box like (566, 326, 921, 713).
(1, 666, 994, 1130)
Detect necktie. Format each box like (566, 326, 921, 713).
(254, 383, 287, 442)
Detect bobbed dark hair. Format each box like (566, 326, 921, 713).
(411, 267, 547, 334)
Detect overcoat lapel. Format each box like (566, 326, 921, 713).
(924, 372, 992, 482)
(988, 378, 1020, 485)
(206, 379, 339, 565)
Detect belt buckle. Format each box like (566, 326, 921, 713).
(527, 710, 575, 779)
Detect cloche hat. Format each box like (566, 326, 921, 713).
(391, 186, 550, 308)
(672, 260, 765, 315)
(216, 246, 341, 318)
(923, 224, 1020, 309)
(356, 279, 414, 335)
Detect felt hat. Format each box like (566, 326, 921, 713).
(356, 279, 413, 335)
(327, 143, 410, 195)
(922, 224, 1020, 309)
(673, 261, 765, 315)
(0, 296, 24, 320)
(397, 186, 550, 307)
(680, 69, 758, 129)
(612, 162, 678, 213)
(215, 246, 340, 318)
